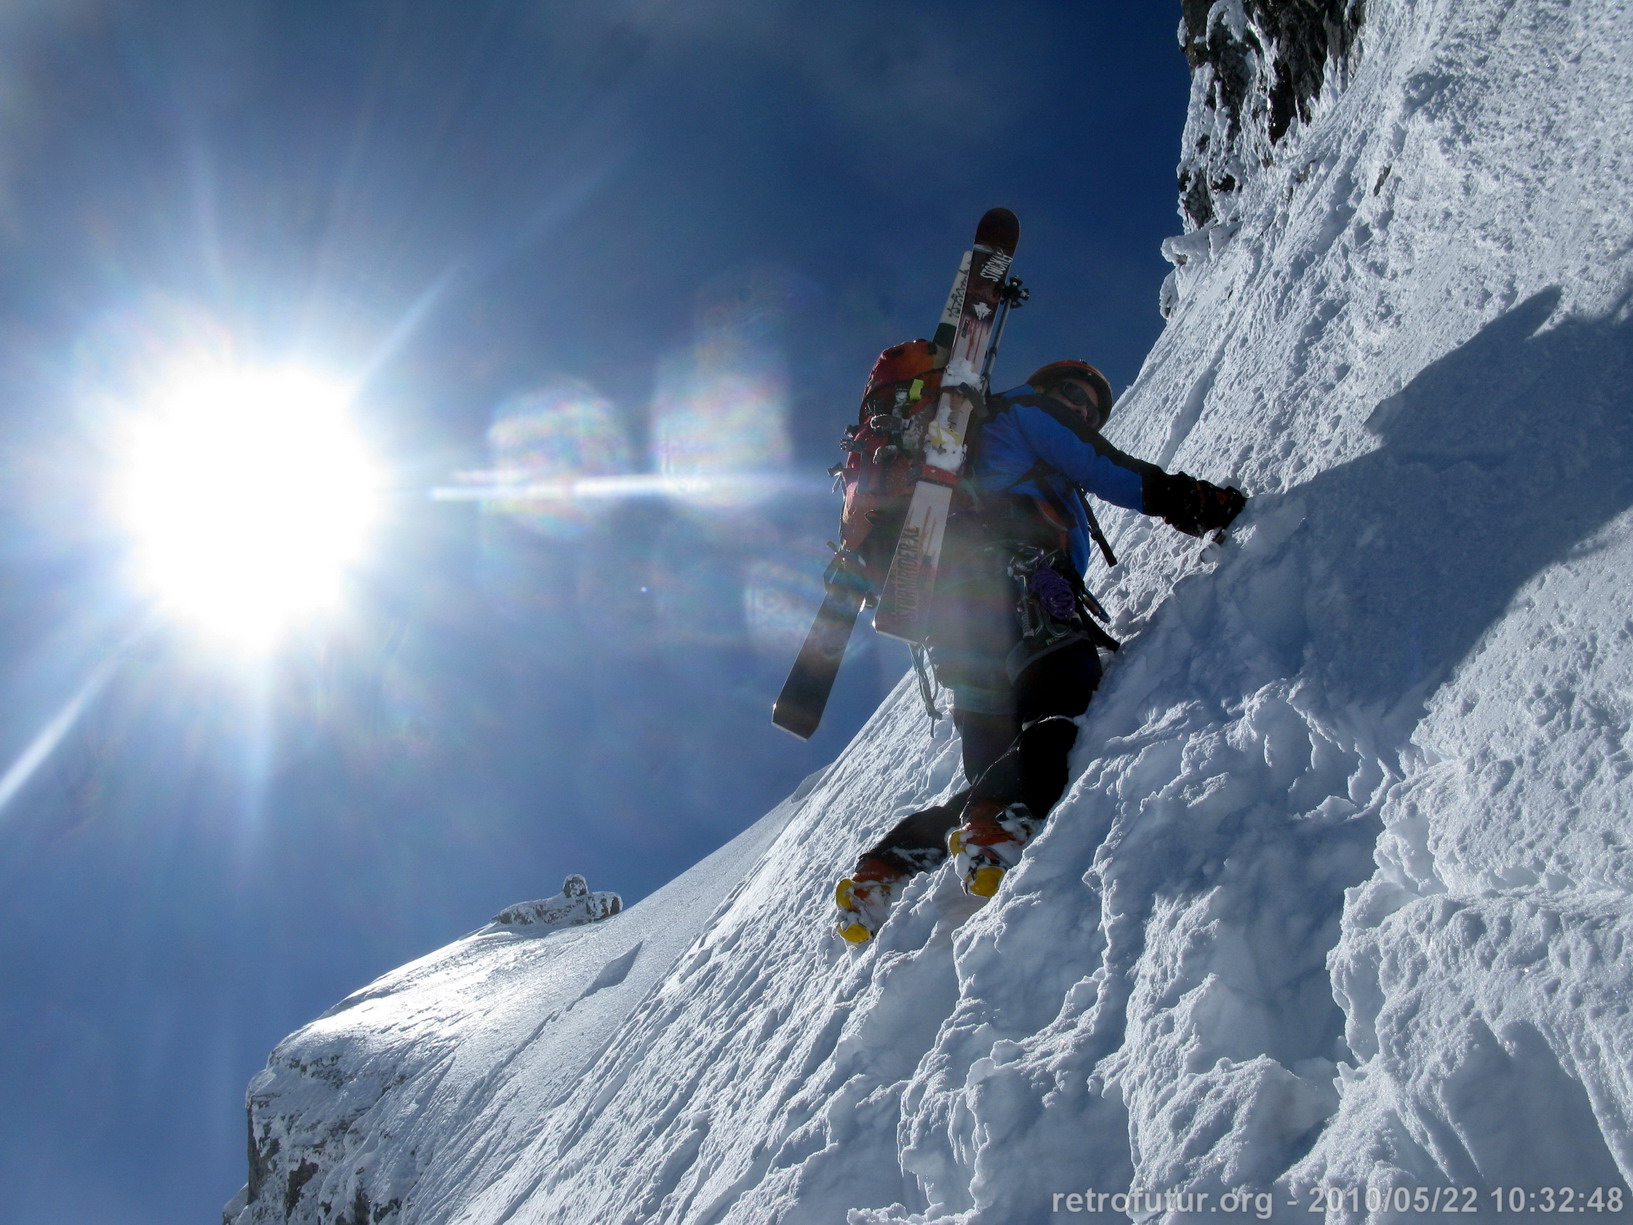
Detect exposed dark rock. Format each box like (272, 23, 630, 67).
(1179, 169, 1215, 234)
(285, 1160, 320, 1217)
(246, 1128, 278, 1205)
(335, 1185, 400, 1224)
(1186, 6, 1264, 141)
(1176, 0, 1367, 229)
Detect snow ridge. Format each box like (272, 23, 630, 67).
(231, 1, 1633, 1221)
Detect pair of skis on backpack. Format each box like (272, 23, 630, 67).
(773, 207, 1023, 741)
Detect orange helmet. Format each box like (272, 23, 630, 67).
(1026, 361, 1114, 423)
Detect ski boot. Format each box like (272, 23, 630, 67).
(947, 800, 1042, 898)
(834, 856, 909, 945)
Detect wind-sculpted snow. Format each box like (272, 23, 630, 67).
(232, 1, 1633, 1221)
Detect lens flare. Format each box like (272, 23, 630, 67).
(651, 267, 796, 507)
(468, 383, 633, 538)
(651, 364, 791, 501)
(643, 517, 750, 649)
(743, 557, 827, 657)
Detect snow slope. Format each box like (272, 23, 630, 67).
(230, 1, 1633, 1221)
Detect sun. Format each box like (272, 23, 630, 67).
(116, 364, 384, 651)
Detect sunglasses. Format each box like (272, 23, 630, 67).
(1052, 380, 1107, 426)
(1055, 382, 1097, 409)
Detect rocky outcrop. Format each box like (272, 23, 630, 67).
(490, 873, 622, 928)
(1177, 0, 1366, 231)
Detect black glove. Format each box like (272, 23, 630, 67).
(1144, 471, 1247, 537)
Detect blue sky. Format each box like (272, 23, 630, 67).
(0, 3, 1190, 1220)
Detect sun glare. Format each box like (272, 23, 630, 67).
(117, 365, 383, 651)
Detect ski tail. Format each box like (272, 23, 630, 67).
(772, 582, 865, 739)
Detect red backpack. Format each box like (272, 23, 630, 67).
(832, 338, 949, 586)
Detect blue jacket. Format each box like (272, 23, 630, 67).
(972, 386, 1163, 574)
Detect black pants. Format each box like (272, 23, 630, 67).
(860, 638, 1101, 876)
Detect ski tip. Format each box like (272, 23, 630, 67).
(976, 207, 1019, 250)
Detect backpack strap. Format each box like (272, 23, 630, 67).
(908, 643, 943, 726)
(1076, 490, 1118, 569)
(989, 458, 1117, 568)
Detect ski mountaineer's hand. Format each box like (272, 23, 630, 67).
(1145, 471, 1248, 537)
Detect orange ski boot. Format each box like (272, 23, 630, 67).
(834, 856, 909, 945)
(946, 801, 1042, 898)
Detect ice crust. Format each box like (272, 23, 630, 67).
(230, 1, 1633, 1221)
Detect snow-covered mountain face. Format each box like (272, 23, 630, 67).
(229, 1, 1633, 1221)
